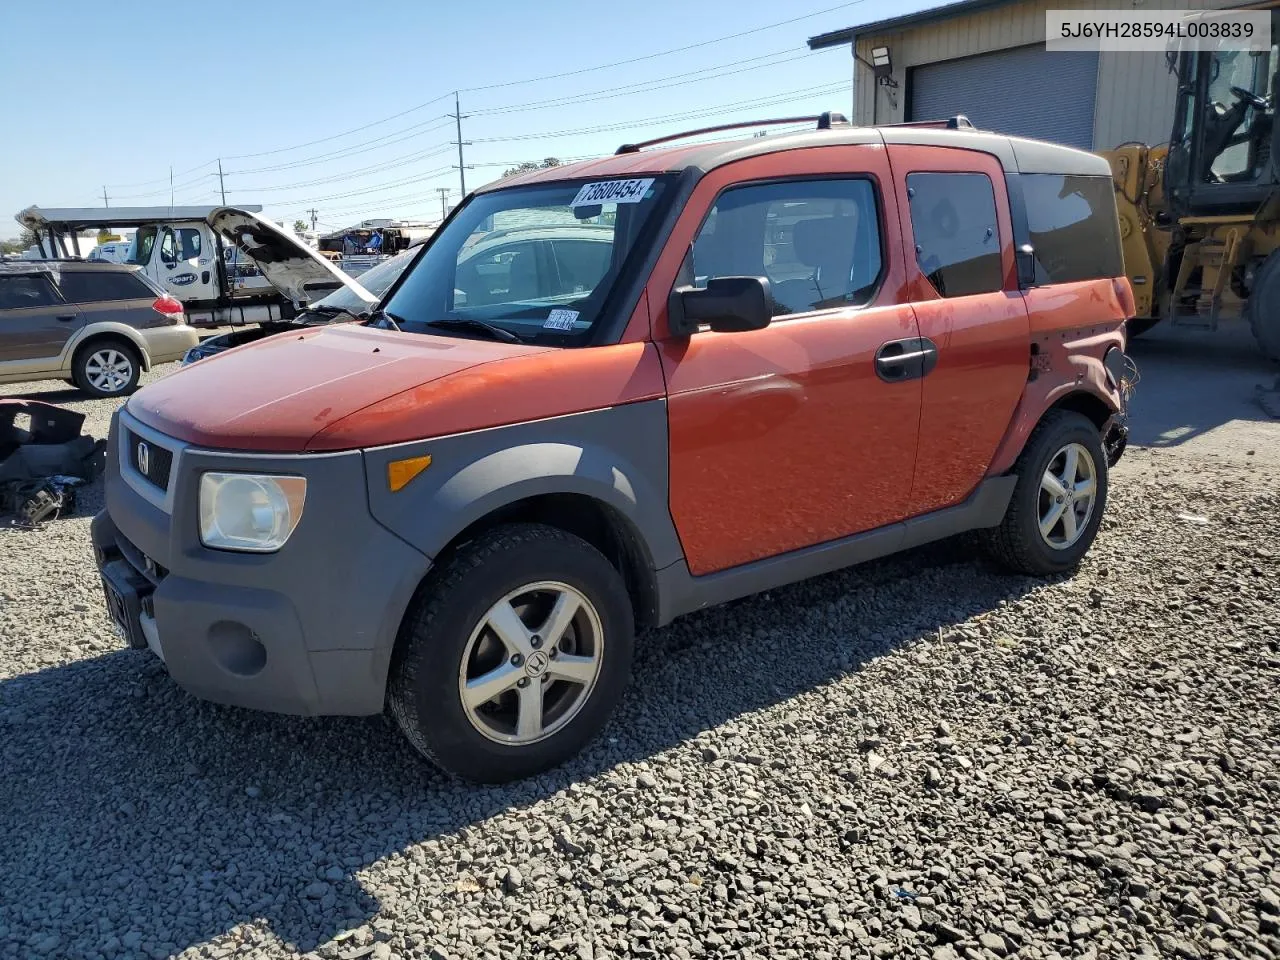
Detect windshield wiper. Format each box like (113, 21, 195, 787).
(424, 317, 524, 344)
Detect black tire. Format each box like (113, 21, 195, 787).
(388, 523, 634, 783)
(72, 338, 141, 399)
(982, 410, 1109, 576)
(1246, 251, 1280, 363)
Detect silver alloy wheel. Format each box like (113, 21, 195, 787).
(1038, 441, 1097, 549)
(85, 348, 134, 394)
(457, 581, 604, 745)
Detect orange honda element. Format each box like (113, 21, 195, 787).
(94, 113, 1136, 782)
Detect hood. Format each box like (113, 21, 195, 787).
(126, 325, 550, 452)
(207, 207, 376, 308)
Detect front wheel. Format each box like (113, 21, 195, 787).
(389, 523, 634, 783)
(982, 410, 1109, 576)
(1247, 251, 1280, 362)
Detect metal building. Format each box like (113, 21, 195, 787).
(808, 0, 1229, 151)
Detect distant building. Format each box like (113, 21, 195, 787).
(808, 0, 1233, 151)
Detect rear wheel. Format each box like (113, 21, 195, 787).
(1246, 250, 1280, 362)
(982, 410, 1109, 575)
(389, 523, 634, 783)
(73, 339, 141, 398)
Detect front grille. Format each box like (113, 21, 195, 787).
(125, 429, 173, 492)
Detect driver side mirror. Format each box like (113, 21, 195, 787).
(667, 276, 774, 337)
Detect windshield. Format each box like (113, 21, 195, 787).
(382, 176, 673, 344)
(314, 247, 415, 314)
(128, 226, 157, 265)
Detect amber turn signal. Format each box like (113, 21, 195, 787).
(387, 455, 432, 492)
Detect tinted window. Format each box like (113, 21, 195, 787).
(906, 172, 1003, 297)
(1020, 174, 1124, 284)
(0, 274, 61, 310)
(58, 271, 154, 303)
(684, 178, 883, 316)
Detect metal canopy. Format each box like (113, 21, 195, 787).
(15, 204, 263, 230)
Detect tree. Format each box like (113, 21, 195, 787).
(1, 227, 37, 255)
(502, 157, 561, 179)
(293, 220, 309, 234)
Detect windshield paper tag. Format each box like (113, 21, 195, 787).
(544, 309, 579, 331)
(569, 178, 654, 207)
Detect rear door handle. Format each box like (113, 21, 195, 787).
(875, 337, 938, 382)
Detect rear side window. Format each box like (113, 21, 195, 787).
(906, 172, 1003, 297)
(58, 271, 155, 303)
(1020, 174, 1124, 284)
(0, 274, 62, 310)
(684, 177, 884, 316)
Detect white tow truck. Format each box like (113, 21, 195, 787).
(14, 205, 361, 327)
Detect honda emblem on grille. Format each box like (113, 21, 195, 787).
(137, 441, 150, 476)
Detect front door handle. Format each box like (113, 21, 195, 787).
(54, 314, 77, 322)
(875, 337, 938, 382)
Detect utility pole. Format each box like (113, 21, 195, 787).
(102, 186, 109, 208)
(451, 92, 473, 197)
(169, 166, 174, 208)
(217, 159, 227, 204)
(307, 208, 319, 231)
(436, 187, 450, 220)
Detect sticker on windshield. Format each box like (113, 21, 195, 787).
(569, 178, 654, 207)
(543, 309, 579, 331)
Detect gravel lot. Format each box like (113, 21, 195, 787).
(2, 323, 1278, 960)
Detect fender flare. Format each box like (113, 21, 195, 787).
(366, 438, 683, 571)
(62, 323, 153, 373)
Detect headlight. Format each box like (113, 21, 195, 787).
(199, 472, 306, 552)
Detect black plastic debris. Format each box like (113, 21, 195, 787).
(0, 399, 105, 527)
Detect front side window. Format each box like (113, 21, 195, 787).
(906, 172, 1003, 297)
(177, 228, 202, 260)
(682, 178, 883, 316)
(159, 229, 177, 264)
(384, 176, 672, 344)
(1021, 174, 1124, 284)
(0, 274, 62, 310)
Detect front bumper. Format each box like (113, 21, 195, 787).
(95, 409, 430, 716)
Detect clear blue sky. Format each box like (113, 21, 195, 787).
(0, 0, 932, 237)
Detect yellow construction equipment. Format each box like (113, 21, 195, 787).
(1102, 2, 1280, 360)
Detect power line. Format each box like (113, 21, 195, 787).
(224, 118, 454, 176)
(458, 0, 867, 93)
(226, 144, 454, 193)
(92, 0, 861, 192)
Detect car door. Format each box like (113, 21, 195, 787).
(157, 224, 218, 301)
(0, 271, 82, 369)
(885, 146, 1030, 517)
(651, 147, 922, 576)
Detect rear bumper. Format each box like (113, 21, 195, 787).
(139, 324, 200, 365)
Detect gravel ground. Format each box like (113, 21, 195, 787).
(1, 344, 1278, 960)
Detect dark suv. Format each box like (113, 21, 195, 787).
(0, 261, 198, 398)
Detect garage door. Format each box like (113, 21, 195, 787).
(908, 45, 1099, 149)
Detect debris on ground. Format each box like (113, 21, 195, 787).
(0, 399, 104, 527)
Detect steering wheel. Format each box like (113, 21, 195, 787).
(1230, 85, 1269, 110)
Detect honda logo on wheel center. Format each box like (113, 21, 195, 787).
(524, 650, 550, 678)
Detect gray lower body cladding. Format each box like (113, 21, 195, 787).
(96, 400, 1017, 718)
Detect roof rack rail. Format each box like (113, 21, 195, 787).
(880, 115, 975, 130)
(616, 111, 849, 154)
